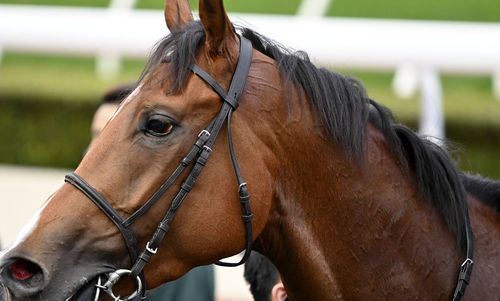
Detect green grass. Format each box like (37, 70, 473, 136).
(0, 0, 302, 14)
(0, 98, 96, 168)
(0, 53, 145, 103)
(460, 144, 500, 179)
(328, 0, 500, 22)
(0, 0, 109, 6)
(137, 0, 302, 14)
(1, 0, 498, 21)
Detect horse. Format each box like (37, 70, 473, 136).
(1, 0, 499, 300)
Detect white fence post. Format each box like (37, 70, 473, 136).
(393, 65, 445, 141)
(419, 67, 444, 143)
(493, 70, 500, 102)
(392, 64, 419, 99)
(95, 0, 138, 80)
(297, 0, 332, 16)
(108, 0, 137, 9)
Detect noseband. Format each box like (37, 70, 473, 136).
(65, 35, 254, 301)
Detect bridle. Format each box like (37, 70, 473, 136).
(64, 35, 254, 301)
(63, 32, 475, 301)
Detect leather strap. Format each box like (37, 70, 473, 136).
(122, 129, 211, 227)
(452, 209, 474, 301)
(64, 173, 147, 299)
(65, 173, 140, 265)
(64, 35, 254, 299)
(216, 110, 253, 267)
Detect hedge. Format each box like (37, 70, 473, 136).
(0, 96, 98, 169)
(0, 96, 499, 179)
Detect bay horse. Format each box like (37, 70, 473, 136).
(1, 0, 499, 300)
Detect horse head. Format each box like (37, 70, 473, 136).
(0, 0, 279, 299)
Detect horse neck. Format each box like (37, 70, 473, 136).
(254, 120, 465, 300)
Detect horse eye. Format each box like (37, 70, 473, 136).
(145, 115, 174, 137)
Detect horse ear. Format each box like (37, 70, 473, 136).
(199, 0, 237, 55)
(164, 0, 193, 32)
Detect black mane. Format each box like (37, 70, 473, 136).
(461, 172, 500, 212)
(141, 21, 475, 251)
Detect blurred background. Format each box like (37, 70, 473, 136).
(0, 0, 499, 176)
(0, 0, 499, 299)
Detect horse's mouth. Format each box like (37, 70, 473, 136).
(65, 276, 101, 301)
(0, 281, 97, 301)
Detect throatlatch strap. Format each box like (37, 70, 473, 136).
(215, 110, 253, 267)
(452, 207, 474, 301)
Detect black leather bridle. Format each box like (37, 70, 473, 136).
(65, 35, 254, 301)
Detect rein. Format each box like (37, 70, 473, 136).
(64, 35, 254, 301)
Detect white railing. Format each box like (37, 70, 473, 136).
(96, 0, 137, 79)
(1, 4, 499, 139)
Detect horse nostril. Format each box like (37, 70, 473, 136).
(1, 258, 46, 296)
(7, 259, 42, 282)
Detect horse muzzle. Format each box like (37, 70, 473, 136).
(0, 254, 113, 301)
(0, 257, 47, 299)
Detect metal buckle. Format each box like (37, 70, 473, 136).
(94, 276, 103, 301)
(203, 145, 212, 153)
(95, 269, 143, 301)
(146, 241, 158, 254)
(198, 129, 210, 138)
(461, 258, 473, 268)
(238, 182, 247, 192)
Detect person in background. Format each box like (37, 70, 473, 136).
(244, 251, 287, 301)
(91, 83, 135, 141)
(91, 83, 215, 301)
